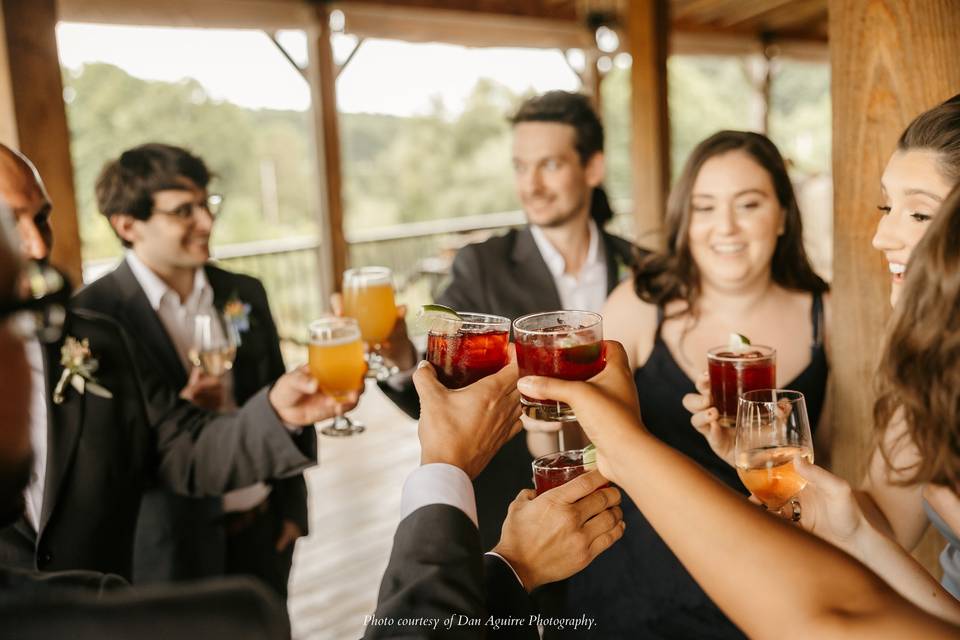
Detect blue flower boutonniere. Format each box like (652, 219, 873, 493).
(224, 297, 252, 335)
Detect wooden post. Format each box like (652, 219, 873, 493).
(306, 4, 345, 297)
(1, 0, 82, 286)
(626, 0, 670, 249)
(830, 0, 960, 572)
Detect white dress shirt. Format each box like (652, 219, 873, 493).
(529, 218, 608, 312)
(400, 463, 524, 589)
(23, 338, 48, 531)
(125, 252, 269, 513)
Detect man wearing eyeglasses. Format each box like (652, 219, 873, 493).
(64, 143, 308, 596)
(0, 143, 348, 584)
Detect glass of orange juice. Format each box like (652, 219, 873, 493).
(341, 266, 398, 381)
(734, 390, 813, 521)
(309, 317, 367, 436)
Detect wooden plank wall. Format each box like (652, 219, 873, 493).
(829, 0, 960, 572)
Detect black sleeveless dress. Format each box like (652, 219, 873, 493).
(556, 294, 828, 639)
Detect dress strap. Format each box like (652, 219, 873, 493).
(654, 305, 666, 340)
(810, 292, 824, 347)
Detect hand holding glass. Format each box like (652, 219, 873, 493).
(308, 317, 367, 436)
(735, 389, 813, 518)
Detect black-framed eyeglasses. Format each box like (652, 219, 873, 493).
(153, 194, 224, 221)
(0, 262, 70, 343)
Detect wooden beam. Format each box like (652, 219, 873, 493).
(627, 0, 670, 249)
(830, 0, 960, 573)
(57, 0, 311, 30)
(330, 2, 591, 50)
(306, 4, 345, 295)
(1, 0, 82, 287)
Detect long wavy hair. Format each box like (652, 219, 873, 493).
(633, 130, 827, 314)
(874, 182, 960, 487)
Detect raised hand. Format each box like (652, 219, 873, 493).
(414, 344, 521, 479)
(682, 370, 736, 467)
(492, 470, 624, 591)
(268, 365, 361, 428)
(180, 366, 226, 411)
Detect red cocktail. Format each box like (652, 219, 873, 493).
(426, 313, 510, 389)
(707, 345, 776, 428)
(514, 311, 605, 422)
(532, 449, 597, 495)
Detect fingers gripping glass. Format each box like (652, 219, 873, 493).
(153, 194, 224, 220)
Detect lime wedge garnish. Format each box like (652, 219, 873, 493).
(728, 333, 751, 349)
(582, 443, 598, 467)
(417, 304, 463, 335)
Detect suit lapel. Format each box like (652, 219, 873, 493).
(39, 327, 85, 535)
(113, 261, 188, 389)
(510, 227, 563, 311)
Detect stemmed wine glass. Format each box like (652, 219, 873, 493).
(190, 312, 239, 377)
(341, 266, 398, 381)
(734, 389, 814, 521)
(308, 317, 367, 437)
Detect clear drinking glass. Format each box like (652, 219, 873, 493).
(532, 449, 598, 496)
(190, 312, 239, 377)
(341, 266, 398, 381)
(734, 389, 814, 519)
(308, 317, 367, 436)
(707, 344, 776, 428)
(425, 312, 510, 389)
(514, 310, 605, 422)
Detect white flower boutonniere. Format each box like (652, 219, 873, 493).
(53, 337, 114, 405)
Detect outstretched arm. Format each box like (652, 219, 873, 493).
(517, 341, 958, 640)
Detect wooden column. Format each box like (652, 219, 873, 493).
(830, 0, 960, 571)
(306, 5, 345, 297)
(1, 0, 82, 286)
(626, 0, 670, 249)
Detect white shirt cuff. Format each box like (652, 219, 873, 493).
(400, 463, 477, 528)
(484, 551, 525, 590)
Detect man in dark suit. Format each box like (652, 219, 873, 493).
(0, 208, 288, 639)
(381, 91, 641, 550)
(0, 144, 348, 581)
(72, 144, 307, 595)
(364, 351, 625, 639)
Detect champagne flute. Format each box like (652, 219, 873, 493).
(189, 312, 238, 377)
(734, 389, 814, 521)
(308, 317, 367, 437)
(341, 266, 398, 381)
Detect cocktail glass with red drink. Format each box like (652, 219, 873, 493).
(532, 448, 598, 496)
(426, 312, 510, 389)
(707, 342, 776, 428)
(514, 310, 605, 422)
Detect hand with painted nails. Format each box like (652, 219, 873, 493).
(268, 365, 361, 429)
(682, 371, 736, 467)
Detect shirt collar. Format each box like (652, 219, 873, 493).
(529, 218, 602, 279)
(125, 251, 211, 312)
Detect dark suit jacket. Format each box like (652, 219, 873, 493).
(73, 261, 309, 584)
(381, 226, 639, 549)
(366, 504, 536, 639)
(0, 308, 315, 580)
(0, 568, 289, 640)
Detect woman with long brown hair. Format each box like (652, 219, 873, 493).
(559, 130, 831, 638)
(689, 95, 960, 622)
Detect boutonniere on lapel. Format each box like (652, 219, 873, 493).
(53, 337, 114, 404)
(223, 297, 252, 336)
